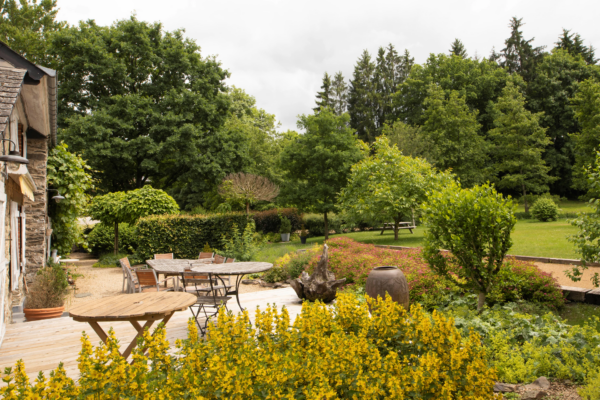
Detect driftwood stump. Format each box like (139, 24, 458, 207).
(290, 244, 346, 303)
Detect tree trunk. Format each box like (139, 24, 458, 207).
(114, 221, 119, 255)
(246, 201, 250, 214)
(324, 212, 329, 240)
(394, 213, 401, 240)
(522, 181, 529, 213)
(477, 291, 486, 313)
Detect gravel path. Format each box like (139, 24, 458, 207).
(63, 253, 273, 312)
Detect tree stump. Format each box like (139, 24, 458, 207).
(290, 244, 346, 303)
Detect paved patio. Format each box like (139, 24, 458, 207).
(0, 288, 302, 383)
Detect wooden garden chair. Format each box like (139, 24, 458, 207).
(133, 269, 175, 293)
(198, 252, 214, 260)
(213, 254, 226, 264)
(154, 253, 174, 286)
(120, 257, 139, 293)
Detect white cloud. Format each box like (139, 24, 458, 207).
(57, 0, 600, 131)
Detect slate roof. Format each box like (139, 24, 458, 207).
(0, 67, 26, 136)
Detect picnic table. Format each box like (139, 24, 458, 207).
(146, 259, 272, 310)
(69, 292, 196, 360)
(380, 221, 416, 234)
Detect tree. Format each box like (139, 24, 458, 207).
(331, 71, 348, 116)
(555, 29, 597, 65)
(496, 17, 545, 83)
(572, 79, 600, 191)
(56, 17, 238, 208)
(218, 173, 279, 214)
(348, 50, 377, 143)
(488, 82, 554, 212)
(0, 0, 65, 65)
(567, 152, 600, 288)
(422, 182, 516, 312)
(526, 50, 600, 196)
(339, 136, 451, 240)
(47, 143, 93, 255)
(420, 85, 488, 187)
(280, 109, 364, 239)
(89, 186, 179, 254)
(314, 72, 334, 112)
(449, 39, 468, 58)
(382, 121, 433, 163)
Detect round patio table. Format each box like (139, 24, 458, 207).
(146, 259, 213, 289)
(69, 292, 196, 361)
(190, 262, 273, 310)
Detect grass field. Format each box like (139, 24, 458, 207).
(515, 200, 593, 214)
(254, 219, 581, 262)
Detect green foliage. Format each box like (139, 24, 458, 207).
(579, 368, 600, 400)
(302, 214, 344, 237)
(25, 260, 69, 309)
(262, 248, 317, 283)
(54, 17, 235, 207)
(215, 222, 262, 262)
(87, 223, 137, 256)
(530, 198, 560, 222)
(280, 109, 364, 239)
(202, 243, 212, 253)
(421, 85, 488, 187)
(135, 213, 252, 261)
(279, 217, 291, 234)
(568, 152, 600, 287)
(488, 81, 554, 212)
(422, 182, 516, 311)
(572, 78, 600, 192)
(339, 136, 451, 240)
(0, 0, 65, 65)
(252, 208, 303, 234)
(47, 143, 93, 256)
(93, 252, 142, 269)
(382, 121, 430, 162)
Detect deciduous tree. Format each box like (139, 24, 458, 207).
(571, 78, 600, 192)
(218, 173, 279, 214)
(280, 109, 364, 239)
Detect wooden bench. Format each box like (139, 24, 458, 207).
(380, 221, 416, 235)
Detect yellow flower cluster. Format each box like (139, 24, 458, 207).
(1, 294, 499, 399)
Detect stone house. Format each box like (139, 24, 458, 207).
(0, 42, 56, 346)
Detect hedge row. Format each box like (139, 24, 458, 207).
(135, 213, 252, 261)
(251, 208, 303, 234)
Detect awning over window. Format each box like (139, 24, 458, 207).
(7, 164, 36, 201)
(19, 175, 34, 201)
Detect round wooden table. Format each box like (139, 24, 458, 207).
(146, 259, 213, 288)
(69, 292, 196, 360)
(190, 262, 273, 310)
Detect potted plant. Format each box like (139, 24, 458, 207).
(280, 217, 292, 242)
(300, 224, 308, 244)
(23, 261, 70, 321)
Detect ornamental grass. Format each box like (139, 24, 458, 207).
(1, 294, 498, 399)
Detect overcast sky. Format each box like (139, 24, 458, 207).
(56, 0, 600, 132)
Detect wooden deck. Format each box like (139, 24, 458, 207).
(0, 288, 303, 383)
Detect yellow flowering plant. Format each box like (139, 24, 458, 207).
(1, 294, 500, 399)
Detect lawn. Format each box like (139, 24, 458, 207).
(254, 219, 581, 262)
(515, 200, 593, 214)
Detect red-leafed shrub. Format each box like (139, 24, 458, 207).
(297, 237, 564, 309)
(252, 208, 303, 234)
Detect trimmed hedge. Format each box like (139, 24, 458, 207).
(303, 214, 344, 237)
(135, 213, 252, 260)
(87, 223, 137, 255)
(251, 208, 302, 234)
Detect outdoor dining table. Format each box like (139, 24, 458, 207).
(69, 292, 196, 360)
(146, 258, 213, 289)
(146, 259, 273, 310)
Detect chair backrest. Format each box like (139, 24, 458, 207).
(120, 257, 131, 270)
(136, 269, 158, 287)
(198, 252, 214, 259)
(213, 254, 226, 264)
(154, 253, 173, 260)
(123, 263, 139, 292)
(225, 258, 235, 263)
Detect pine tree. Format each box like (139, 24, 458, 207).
(373, 44, 404, 134)
(314, 72, 334, 112)
(331, 71, 348, 116)
(498, 17, 546, 82)
(488, 82, 554, 212)
(449, 39, 468, 58)
(555, 29, 598, 65)
(348, 50, 376, 142)
(398, 49, 414, 82)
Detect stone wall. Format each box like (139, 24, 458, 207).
(23, 137, 47, 282)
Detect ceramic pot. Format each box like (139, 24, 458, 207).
(280, 233, 290, 242)
(23, 306, 65, 321)
(365, 266, 409, 310)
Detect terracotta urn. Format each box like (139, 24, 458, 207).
(365, 266, 409, 310)
(23, 306, 65, 321)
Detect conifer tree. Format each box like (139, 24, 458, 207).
(373, 44, 404, 134)
(488, 82, 554, 212)
(348, 50, 377, 142)
(555, 29, 598, 65)
(497, 17, 546, 82)
(331, 71, 348, 116)
(314, 72, 334, 112)
(399, 49, 414, 81)
(449, 39, 468, 58)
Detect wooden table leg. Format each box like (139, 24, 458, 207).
(88, 321, 109, 344)
(123, 312, 175, 361)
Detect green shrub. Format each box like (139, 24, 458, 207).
(251, 208, 302, 233)
(214, 222, 262, 262)
(579, 368, 600, 400)
(135, 213, 252, 260)
(530, 197, 560, 221)
(87, 223, 137, 255)
(92, 252, 142, 268)
(303, 213, 343, 237)
(279, 217, 291, 234)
